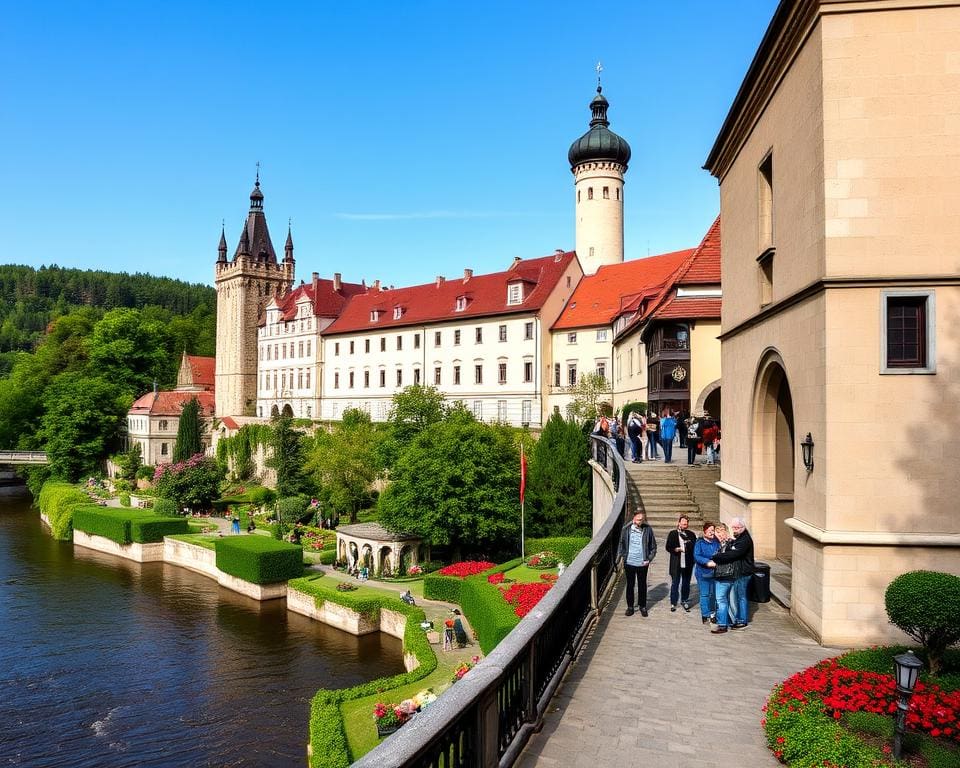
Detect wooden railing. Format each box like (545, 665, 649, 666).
(350, 436, 626, 768)
(0, 451, 48, 465)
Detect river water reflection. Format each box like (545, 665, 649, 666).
(0, 492, 404, 767)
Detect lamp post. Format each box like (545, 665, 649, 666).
(892, 650, 923, 759)
(800, 433, 815, 472)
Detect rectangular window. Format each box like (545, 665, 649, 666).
(596, 362, 606, 380)
(883, 293, 934, 372)
(281, 373, 287, 390)
(306, 405, 312, 418)
(602, 186, 609, 199)
(434, 367, 441, 385)
(266, 345, 271, 361)
(473, 400, 482, 419)
(349, 372, 354, 388)
(396, 369, 403, 387)
(349, 341, 355, 354)
(365, 339, 370, 353)
(453, 365, 461, 385)
(554, 363, 561, 387)
(334, 342, 340, 356)
(758, 152, 774, 251)
(523, 361, 533, 383)
(380, 337, 386, 352)
(364, 371, 370, 388)
(524, 322, 534, 340)
(521, 400, 531, 425)
(413, 368, 421, 385)
(434, 331, 441, 346)
(282, 343, 287, 359)
(567, 363, 577, 386)
(475, 365, 483, 384)
(305, 370, 310, 389)
(498, 324, 507, 342)
(298, 341, 303, 357)
(274, 344, 278, 360)
(498, 362, 507, 384)
(414, 333, 421, 349)
(396, 336, 403, 351)
(379, 370, 386, 387)
(161, 442, 168, 456)
(596, 329, 608, 342)
(567, 333, 577, 344)
(297, 370, 303, 388)
(454, 329, 461, 345)
(498, 400, 507, 422)
(306, 340, 311, 357)
(475, 327, 483, 343)
(507, 283, 522, 305)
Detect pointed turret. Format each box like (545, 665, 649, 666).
(235, 220, 251, 258)
(232, 171, 277, 262)
(284, 222, 294, 264)
(218, 224, 228, 262)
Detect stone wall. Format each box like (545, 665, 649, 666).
(73, 530, 165, 563)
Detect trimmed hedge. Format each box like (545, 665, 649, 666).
(152, 498, 177, 516)
(37, 481, 89, 540)
(119, 492, 131, 507)
(525, 537, 590, 565)
(287, 578, 437, 768)
(318, 549, 337, 566)
(214, 536, 304, 584)
(460, 558, 524, 654)
(72, 507, 189, 544)
(422, 572, 464, 604)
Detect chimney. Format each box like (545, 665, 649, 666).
(333, 272, 342, 291)
(511, 256, 522, 268)
(436, 275, 445, 288)
(554, 248, 564, 262)
(373, 279, 381, 291)
(463, 268, 473, 282)
(312, 272, 319, 293)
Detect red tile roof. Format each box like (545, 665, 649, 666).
(674, 216, 721, 286)
(185, 355, 215, 389)
(323, 252, 577, 335)
(652, 296, 722, 320)
(552, 249, 693, 330)
(220, 416, 239, 430)
(129, 390, 215, 418)
(259, 277, 367, 326)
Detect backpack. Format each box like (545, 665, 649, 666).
(687, 424, 699, 439)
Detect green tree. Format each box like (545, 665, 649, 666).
(306, 408, 382, 523)
(566, 372, 613, 421)
(526, 413, 591, 537)
(114, 443, 143, 482)
(173, 397, 203, 462)
(153, 455, 224, 513)
(268, 413, 309, 497)
(38, 374, 131, 481)
(378, 410, 520, 559)
(87, 308, 173, 395)
(380, 384, 447, 466)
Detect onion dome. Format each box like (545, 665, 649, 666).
(568, 86, 631, 169)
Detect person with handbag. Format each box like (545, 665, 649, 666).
(617, 511, 657, 617)
(666, 515, 697, 612)
(708, 518, 755, 632)
(693, 521, 720, 624)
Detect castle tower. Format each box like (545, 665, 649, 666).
(568, 84, 631, 275)
(215, 176, 294, 417)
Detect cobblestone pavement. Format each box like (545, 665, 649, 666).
(516, 574, 839, 768)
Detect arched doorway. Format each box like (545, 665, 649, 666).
(694, 379, 722, 421)
(270, 405, 280, 419)
(281, 404, 294, 418)
(378, 545, 393, 577)
(752, 351, 795, 559)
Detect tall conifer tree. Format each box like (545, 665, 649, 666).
(173, 397, 203, 462)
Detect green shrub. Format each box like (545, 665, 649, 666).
(619, 401, 647, 420)
(130, 515, 188, 543)
(886, 570, 960, 675)
(460, 559, 523, 654)
(286, 579, 437, 768)
(423, 572, 464, 604)
(73, 506, 132, 544)
(525, 537, 590, 565)
(248, 486, 276, 506)
(135, 464, 155, 481)
(152, 497, 177, 516)
(318, 549, 336, 565)
(277, 495, 309, 524)
(37, 481, 89, 540)
(215, 536, 304, 584)
(119, 492, 131, 507)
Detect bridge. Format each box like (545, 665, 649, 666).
(0, 450, 48, 465)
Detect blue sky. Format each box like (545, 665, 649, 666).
(2, 1, 777, 289)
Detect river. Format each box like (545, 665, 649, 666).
(0, 491, 404, 767)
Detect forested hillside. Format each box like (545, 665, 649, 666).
(0, 264, 218, 484)
(0, 264, 215, 352)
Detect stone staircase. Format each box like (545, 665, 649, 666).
(623, 462, 720, 536)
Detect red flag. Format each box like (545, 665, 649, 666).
(520, 444, 527, 504)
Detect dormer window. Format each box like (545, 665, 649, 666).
(507, 283, 523, 305)
(370, 309, 381, 322)
(455, 296, 468, 312)
(393, 306, 403, 320)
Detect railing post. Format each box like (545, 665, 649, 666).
(590, 558, 599, 611)
(476, 688, 500, 768)
(524, 643, 537, 723)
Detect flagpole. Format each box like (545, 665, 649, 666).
(520, 443, 526, 560)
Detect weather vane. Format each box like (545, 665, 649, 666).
(255, 161, 260, 184)
(596, 61, 603, 88)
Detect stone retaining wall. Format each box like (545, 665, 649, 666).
(163, 537, 219, 579)
(73, 530, 165, 563)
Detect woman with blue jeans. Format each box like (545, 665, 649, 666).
(693, 522, 720, 624)
(709, 517, 755, 633)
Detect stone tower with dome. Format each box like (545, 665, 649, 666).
(214, 176, 295, 418)
(568, 84, 631, 275)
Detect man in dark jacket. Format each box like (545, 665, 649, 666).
(617, 511, 657, 617)
(708, 518, 754, 631)
(665, 515, 698, 612)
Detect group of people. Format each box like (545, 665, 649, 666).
(617, 511, 755, 633)
(595, 410, 720, 466)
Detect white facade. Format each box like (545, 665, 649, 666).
(257, 296, 324, 419)
(574, 161, 625, 276)
(126, 415, 179, 466)
(547, 325, 613, 418)
(320, 314, 543, 427)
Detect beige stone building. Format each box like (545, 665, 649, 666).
(705, 0, 960, 645)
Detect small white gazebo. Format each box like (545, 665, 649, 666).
(335, 522, 424, 577)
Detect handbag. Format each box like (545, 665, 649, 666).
(714, 559, 742, 580)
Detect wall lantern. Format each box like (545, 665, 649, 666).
(892, 650, 923, 759)
(800, 433, 815, 472)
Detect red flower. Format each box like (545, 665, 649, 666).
(501, 582, 553, 617)
(438, 561, 496, 578)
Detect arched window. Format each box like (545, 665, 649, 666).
(588, 187, 594, 200)
(603, 186, 609, 199)
(616, 187, 620, 201)
(577, 190, 581, 203)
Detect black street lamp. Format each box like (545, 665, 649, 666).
(892, 650, 923, 759)
(800, 433, 815, 472)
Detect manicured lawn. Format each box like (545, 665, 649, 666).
(186, 521, 218, 533)
(503, 564, 558, 584)
(167, 533, 219, 550)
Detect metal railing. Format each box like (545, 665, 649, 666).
(351, 435, 626, 768)
(0, 450, 48, 465)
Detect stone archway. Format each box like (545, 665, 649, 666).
(348, 541, 359, 568)
(378, 545, 394, 577)
(694, 378, 722, 420)
(360, 544, 373, 570)
(270, 405, 280, 419)
(751, 350, 795, 559)
(338, 538, 347, 564)
(281, 403, 294, 418)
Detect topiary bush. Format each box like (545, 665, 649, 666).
(423, 572, 463, 604)
(37, 481, 89, 541)
(119, 492, 131, 507)
(152, 497, 177, 516)
(73, 506, 132, 544)
(215, 536, 304, 584)
(525, 537, 590, 565)
(130, 515, 189, 543)
(318, 549, 337, 566)
(885, 570, 960, 675)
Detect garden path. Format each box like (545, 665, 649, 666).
(516, 578, 838, 768)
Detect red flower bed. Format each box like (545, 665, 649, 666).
(771, 658, 960, 743)
(438, 561, 495, 578)
(487, 572, 505, 585)
(501, 582, 552, 618)
(540, 573, 558, 583)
